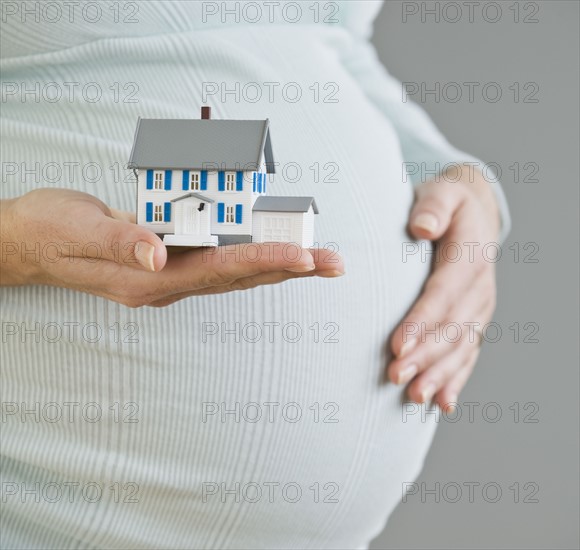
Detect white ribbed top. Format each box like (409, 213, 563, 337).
(1, 2, 508, 548)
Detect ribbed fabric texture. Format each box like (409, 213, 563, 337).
(1, 2, 508, 548)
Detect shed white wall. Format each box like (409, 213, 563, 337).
(252, 207, 315, 247)
(302, 208, 315, 248)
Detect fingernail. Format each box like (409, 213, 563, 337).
(399, 338, 418, 357)
(285, 264, 315, 273)
(318, 269, 345, 278)
(445, 398, 458, 414)
(135, 241, 156, 272)
(419, 382, 437, 403)
(397, 363, 418, 385)
(413, 213, 438, 234)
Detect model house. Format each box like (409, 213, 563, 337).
(128, 107, 318, 247)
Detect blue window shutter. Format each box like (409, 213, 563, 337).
(258, 173, 262, 193)
(146, 170, 153, 190)
(253, 172, 256, 192)
(218, 171, 225, 191)
(145, 202, 153, 222)
(165, 170, 172, 190)
(217, 202, 225, 223)
(201, 170, 207, 190)
(164, 202, 171, 222)
(235, 204, 243, 224)
(182, 170, 189, 190)
(236, 171, 243, 191)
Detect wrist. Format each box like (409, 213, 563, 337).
(1, 197, 32, 286)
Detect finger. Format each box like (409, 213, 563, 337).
(147, 268, 324, 306)
(66, 211, 167, 272)
(66, 244, 342, 307)
(309, 247, 345, 275)
(14, 190, 166, 273)
(389, 308, 475, 387)
(164, 245, 344, 275)
(434, 357, 478, 412)
(411, 184, 492, 278)
(390, 268, 494, 382)
(398, 181, 492, 360)
(406, 345, 473, 405)
(389, 332, 462, 386)
(150, 244, 342, 295)
(109, 208, 136, 224)
(389, 268, 461, 360)
(409, 180, 469, 240)
(148, 253, 344, 305)
(390, 236, 495, 361)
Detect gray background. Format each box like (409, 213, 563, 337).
(369, 1, 579, 549)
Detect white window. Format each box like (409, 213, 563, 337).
(154, 204, 164, 222)
(190, 172, 200, 191)
(225, 205, 235, 224)
(226, 172, 236, 191)
(262, 216, 292, 242)
(154, 171, 164, 190)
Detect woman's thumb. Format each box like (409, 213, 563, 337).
(94, 216, 167, 272)
(408, 181, 465, 240)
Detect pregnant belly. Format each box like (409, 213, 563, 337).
(1, 168, 436, 549)
(1, 30, 437, 550)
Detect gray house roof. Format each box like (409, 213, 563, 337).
(253, 196, 319, 214)
(128, 118, 275, 173)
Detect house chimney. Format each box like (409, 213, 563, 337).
(201, 106, 211, 120)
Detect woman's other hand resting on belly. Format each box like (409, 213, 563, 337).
(389, 168, 501, 412)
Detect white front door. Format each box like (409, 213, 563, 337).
(184, 204, 200, 235)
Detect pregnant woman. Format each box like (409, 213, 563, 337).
(0, 2, 510, 548)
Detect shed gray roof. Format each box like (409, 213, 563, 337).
(253, 196, 319, 214)
(128, 118, 275, 173)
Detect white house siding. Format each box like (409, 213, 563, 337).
(249, 152, 269, 198)
(136, 168, 264, 236)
